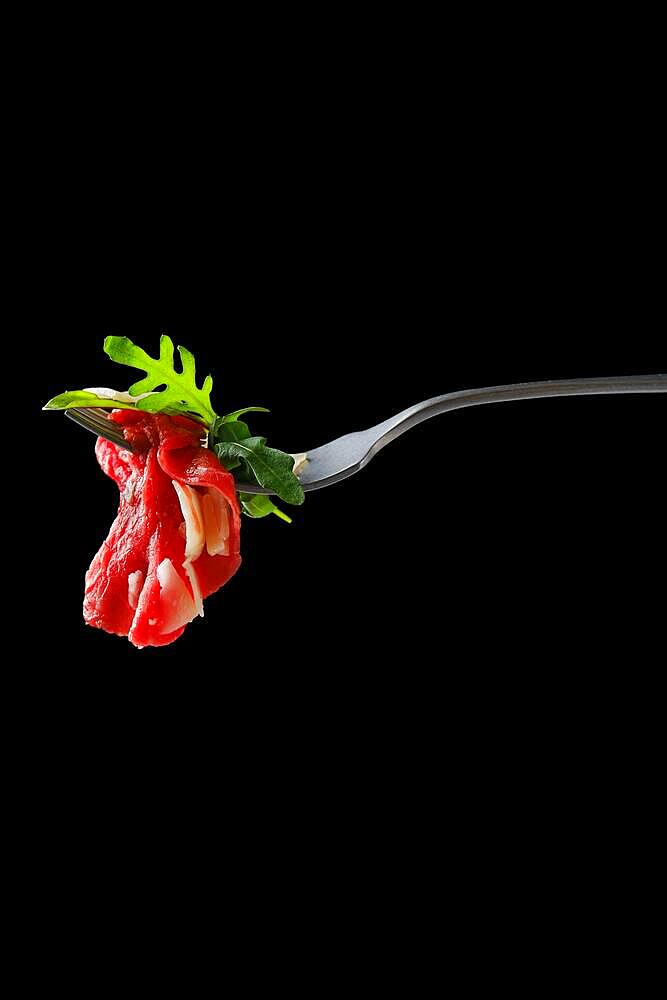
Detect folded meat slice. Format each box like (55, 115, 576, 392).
(84, 411, 241, 648)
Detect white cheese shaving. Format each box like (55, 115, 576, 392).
(172, 481, 205, 561)
(156, 558, 197, 634)
(291, 452, 309, 476)
(201, 490, 230, 556)
(183, 561, 204, 618)
(127, 570, 144, 610)
(83, 387, 156, 403)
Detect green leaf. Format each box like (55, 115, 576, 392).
(214, 437, 305, 505)
(43, 390, 137, 412)
(104, 334, 217, 427)
(219, 456, 243, 471)
(211, 417, 252, 443)
(221, 406, 270, 423)
(239, 493, 292, 522)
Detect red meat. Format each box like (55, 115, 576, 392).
(84, 410, 241, 647)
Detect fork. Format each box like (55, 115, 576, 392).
(66, 374, 666, 493)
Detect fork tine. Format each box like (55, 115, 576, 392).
(80, 408, 132, 447)
(67, 408, 114, 435)
(65, 408, 133, 451)
(78, 408, 125, 434)
(74, 408, 132, 448)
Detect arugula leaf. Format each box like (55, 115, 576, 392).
(220, 406, 270, 423)
(214, 437, 305, 505)
(43, 390, 137, 412)
(209, 421, 250, 471)
(239, 493, 293, 522)
(104, 334, 217, 427)
(211, 417, 252, 442)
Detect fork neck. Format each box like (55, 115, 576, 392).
(371, 375, 666, 443)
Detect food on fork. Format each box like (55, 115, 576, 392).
(44, 335, 304, 648)
(85, 411, 241, 646)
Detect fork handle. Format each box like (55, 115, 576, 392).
(369, 375, 667, 453)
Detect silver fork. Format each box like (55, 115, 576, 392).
(66, 374, 666, 493)
(65, 408, 210, 450)
(66, 407, 133, 449)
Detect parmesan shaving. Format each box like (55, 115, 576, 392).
(127, 570, 144, 610)
(172, 481, 205, 561)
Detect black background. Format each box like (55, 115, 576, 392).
(16, 27, 664, 959)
